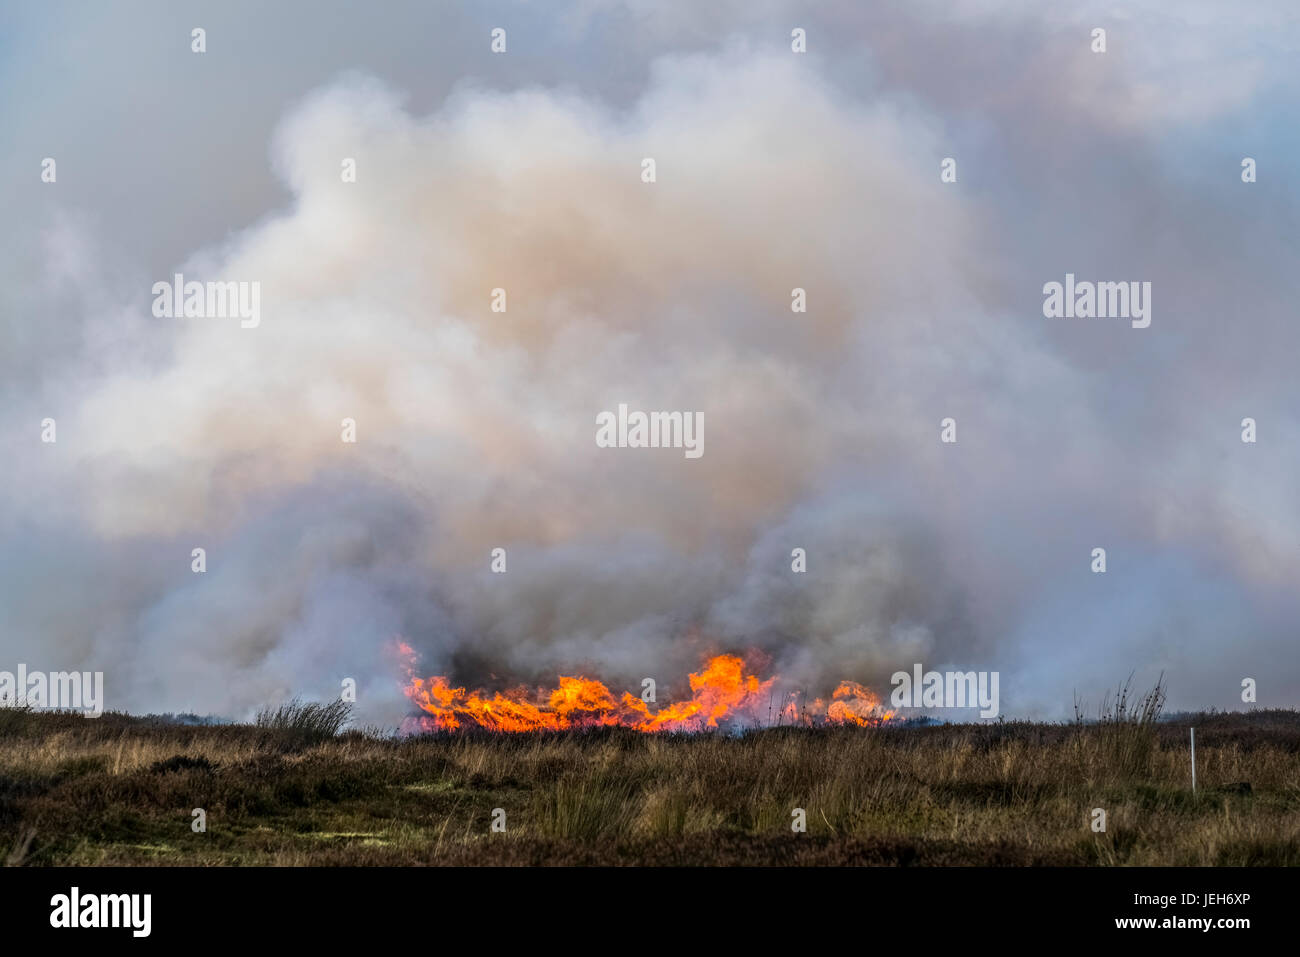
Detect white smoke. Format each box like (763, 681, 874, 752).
(3, 22, 1298, 722)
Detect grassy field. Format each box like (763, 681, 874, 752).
(2, 705, 1298, 866)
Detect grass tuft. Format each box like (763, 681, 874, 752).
(255, 698, 353, 745)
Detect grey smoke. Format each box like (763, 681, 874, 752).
(1, 1, 1297, 723)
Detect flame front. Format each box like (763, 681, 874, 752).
(397, 643, 895, 732)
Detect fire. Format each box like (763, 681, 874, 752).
(396, 643, 896, 733)
(824, 681, 895, 726)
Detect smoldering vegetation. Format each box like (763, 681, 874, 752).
(2, 704, 1298, 866)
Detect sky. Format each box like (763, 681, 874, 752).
(2, 0, 1298, 724)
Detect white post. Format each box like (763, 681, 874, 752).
(1190, 727, 1196, 793)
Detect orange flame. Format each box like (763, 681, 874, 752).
(823, 681, 896, 726)
(396, 643, 895, 733)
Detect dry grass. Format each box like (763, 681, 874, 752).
(1, 705, 1297, 865)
